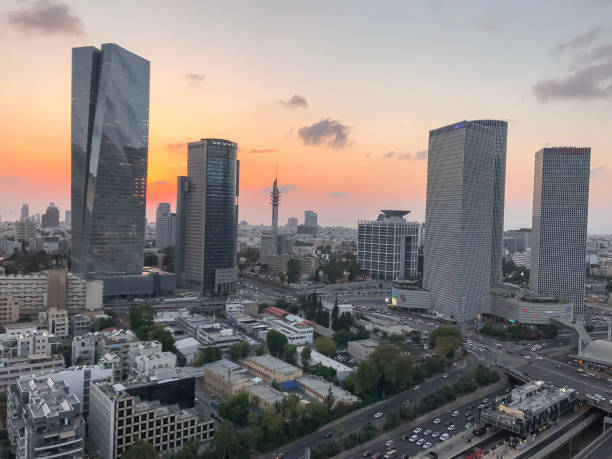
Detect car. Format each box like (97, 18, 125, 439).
(416, 438, 425, 446)
(413, 427, 422, 434)
(442, 374, 449, 378)
(423, 429, 432, 436)
(448, 424, 455, 431)
(374, 412, 384, 419)
(464, 411, 471, 417)
(385, 440, 394, 447)
(555, 364, 562, 368)
(423, 442, 432, 449)
(452, 411, 459, 417)
(433, 418, 441, 424)
(482, 398, 490, 403)
(409, 435, 418, 442)
(384, 449, 397, 458)
(325, 432, 333, 438)
(361, 451, 371, 457)
(535, 356, 543, 360)
(478, 404, 485, 409)
(465, 422, 472, 429)
(440, 433, 449, 441)
(431, 431, 440, 438)
(413, 385, 421, 390)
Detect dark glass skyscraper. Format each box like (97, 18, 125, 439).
(71, 44, 150, 274)
(175, 139, 239, 295)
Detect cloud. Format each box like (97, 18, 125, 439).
(185, 73, 205, 82)
(7, 0, 84, 35)
(279, 94, 308, 109)
(591, 166, 605, 179)
(166, 141, 189, 152)
(298, 118, 349, 149)
(416, 149, 428, 160)
(245, 148, 280, 154)
(383, 151, 413, 160)
(383, 151, 395, 158)
(328, 191, 353, 198)
(534, 28, 612, 102)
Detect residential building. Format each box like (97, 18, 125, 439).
(0, 329, 53, 358)
(7, 376, 85, 459)
(155, 203, 172, 248)
(71, 43, 150, 275)
(20, 204, 29, 222)
(41, 202, 60, 228)
(0, 295, 19, 327)
(286, 217, 299, 234)
(530, 147, 590, 321)
(47, 307, 69, 339)
(98, 329, 139, 380)
(175, 139, 239, 295)
(269, 318, 314, 345)
(174, 337, 200, 365)
(297, 376, 360, 407)
(304, 210, 318, 229)
(347, 339, 378, 363)
(132, 352, 177, 379)
(241, 355, 302, 383)
(71, 333, 99, 366)
(88, 381, 214, 459)
(98, 353, 121, 383)
(15, 220, 37, 241)
(423, 120, 507, 322)
(358, 210, 420, 280)
(70, 314, 92, 337)
(0, 354, 65, 389)
(2, 322, 37, 337)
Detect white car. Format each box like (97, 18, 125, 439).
(447, 424, 455, 431)
(440, 433, 449, 441)
(423, 442, 432, 449)
(413, 427, 422, 434)
(431, 432, 440, 438)
(374, 412, 383, 419)
(416, 438, 425, 446)
(385, 440, 394, 447)
(433, 418, 441, 424)
(451, 411, 459, 417)
(409, 435, 418, 442)
(423, 430, 432, 436)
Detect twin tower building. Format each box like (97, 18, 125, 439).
(423, 120, 590, 322)
(70, 43, 238, 296)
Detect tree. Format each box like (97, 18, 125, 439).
(213, 422, 243, 459)
(301, 346, 312, 371)
(170, 440, 198, 459)
(144, 253, 158, 267)
(130, 304, 154, 331)
(194, 346, 222, 366)
(335, 312, 352, 331)
(93, 316, 114, 331)
(331, 297, 340, 331)
(503, 259, 517, 275)
(256, 345, 265, 356)
(283, 344, 297, 364)
(287, 258, 301, 284)
(316, 309, 330, 328)
(123, 440, 160, 459)
(147, 324, 175, 352)
(229, 343, 243, 361)
(314, 336, 337, 357)
(219, 393, 250, 426)
(266, 329, 288, 357)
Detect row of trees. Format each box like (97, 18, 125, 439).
(319, 252, 362, 283)
(129, 304, 175, 351)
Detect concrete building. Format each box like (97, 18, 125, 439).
(175, 139, 239, 295)
(71, 332, 98, 366)
(203, 362, 254, 399)
(88, 381, 215, 459)
(47, 307, 69, 339)
(41, 202, 60, 228)
(269, 318, 313, 345)
(98, 329, 139, 381)
(244, 383, 286, 409)
(304, 210, 318, 229)
(0, 295, 19, 327)
(15, 220, 37, 241)
(423, 120, 508, 322)
(196, 324, 244, 350)
(241, 355, 303, 383)
(296, 376, 360, 407)
(358, 210, 420, 280)
(322, 301, 353, 316)
(155, 203, 172, 248)
(71, 43, 149, 275)
(132, 352, 176, 379)
(296, 347, 354, 381)
(21, 204, 29, 222)
(530, 147, 590, 321)
(173, 337, 200, 365)
(286, 217, 298, 234)
(0, 354, 65, 390)
(7, 376, 85, 459)
(347, 339, 379, 363)
(70, 314, 92, 337)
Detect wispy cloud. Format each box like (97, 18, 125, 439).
(166, 141, 190, 153)
(328, 191, 353, 198)
(7, 0, 84, 36)
(185, 73, 205, 82)
(383, 151, 415, 160)
(279, 94, 308, 109)
(591, 166, 606, 179)
(298, 118, 349, 149)
(416, 149, 428, 160)
(534, 27, 612, 102)
(245, 148, 280, 154)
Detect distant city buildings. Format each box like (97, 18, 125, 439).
(71, 43, 150, 275)
(286, 217, 298, 233)
(155, 202, 172, 248)
(423, 120, 508, 322)
(530, 147, 590, 321)
(41, 202, 60, 228)
(176, 139, 239, 295)
(357, 210, 420, 281)
(20, 204, 29, 222)
(304, 210, 318, 229)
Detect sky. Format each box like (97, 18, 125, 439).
(1, 0, 611, 232)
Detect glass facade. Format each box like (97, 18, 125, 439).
(71, 44, 150, 275)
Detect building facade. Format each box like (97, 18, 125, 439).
(41, 202, 60, 228)
(0, 295, 19, 327)
(530, 147, 590, 321)
(176, 139, 239, 295)
(71, 43, 150, 275)
(155, 203, 172, 248)
(423, 120, 507, 322)
(357, 210, 420, 280)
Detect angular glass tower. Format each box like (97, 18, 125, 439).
(423, 120, 506, 322)
(530, 147, 590, 321)
(175, 139, 239, 295)
(71, 44, 150, 275)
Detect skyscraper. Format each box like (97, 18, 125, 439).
(423, 120, 507, 322)
(304, 210, 318, 228)
(20, 204, 29, 222)
(155, 203, 172, 248)
(286, 217, 298, 233)
(42, 202, 60, 228)
(70, 43, 150, 274)
(175, 139, 239, 295)
(530, 147, 590, 321)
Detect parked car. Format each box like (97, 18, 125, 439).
(440, 433, 449, 441)
(416, 439, 425, 446)
(374, 412, 384, 419)
(413, 427, 422, 434)
(431, 431, 440, 438)
(433, 418, 441, 424)
(423, 442, 432, 449)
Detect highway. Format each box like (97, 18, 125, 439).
(267, 355, 481, 459)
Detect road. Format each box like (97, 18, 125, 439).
(267, 355, 480, 459)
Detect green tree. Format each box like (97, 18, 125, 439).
(256, 345, 265, 356)
(169, 440, 198, 459)
(123, 440, 160, 459)
(316, 309, 330, 328)
(283, 344, 297, 364)
(194, 346, 222, 366)
(147, 324, 175, 352)
(301, 346, 312, 371)
(129, 304, 154, 331)
(331, 297, 340, 330)
(240, 341, 250, 358)
(229, 343, 243, 361)
(213, 422, 244, 459)
(266, 329, 288, 357)
(92, 316, 114, 331)
(287, 258, 301, 284)
(144, 253, 158, 267)
(219, 393, 250, 426)
(314, 336, 337, 357)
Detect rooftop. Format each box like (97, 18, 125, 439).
(247, 355, 301, 374)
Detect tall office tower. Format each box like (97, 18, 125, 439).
(530, 147, 590, 321)
(175, 139, 239, 295)
(357, 210, 420, 280)
(304, 210, 318, 228)
(65, 210, 71, 227)
(169, 213, 177, 247)
(423, 120, 506, 322)
(155, 203, 172, 248)
(71, 43, 150, 274)
(41, 202, 60, 228)
(286, 217, 298, 233)
(20, 204, 29, 222)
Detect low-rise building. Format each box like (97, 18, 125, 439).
(0, 329, 54, 358)
(7, 376, 85, 459)
(98, 329, 139, 380)
(241, 355, 302, 383)
(391, 280, 431, 311)
(296, 347, 355, 381)
(244, 383, 286, 409)
(196, 324, 245, 350)
(347, 339, 379, 363)
(322, 301, 353, 316)
(269, 319, 313, 345)
(132, 352, 177, 379)
(0, 354, 65, 390)
(297, 375, 360, 407)
(99, 353, 121, 383)
(70, 314, 92, 337)
(72, 332, 99, 366)
(174, 337, 200, 365)
(89, 381, 215, 459)
(203, 362, 254, 399)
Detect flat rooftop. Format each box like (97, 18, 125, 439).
(247, 355, 300, 374)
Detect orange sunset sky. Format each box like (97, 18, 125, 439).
(1, 1, 611, 231)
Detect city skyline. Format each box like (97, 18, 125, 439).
(1, 1, 612, 231)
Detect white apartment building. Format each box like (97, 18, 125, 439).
(270, 319, 313, 345)
(347, 339, 379, 363)
(47, 307, 69, 339)
(72, 332, 99, 366)
(132, 352, 177, 379)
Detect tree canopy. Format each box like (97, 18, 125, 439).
(266, 329, 288, 358)
(123, 441, 160, 459)
(314, 336, 337, 357)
